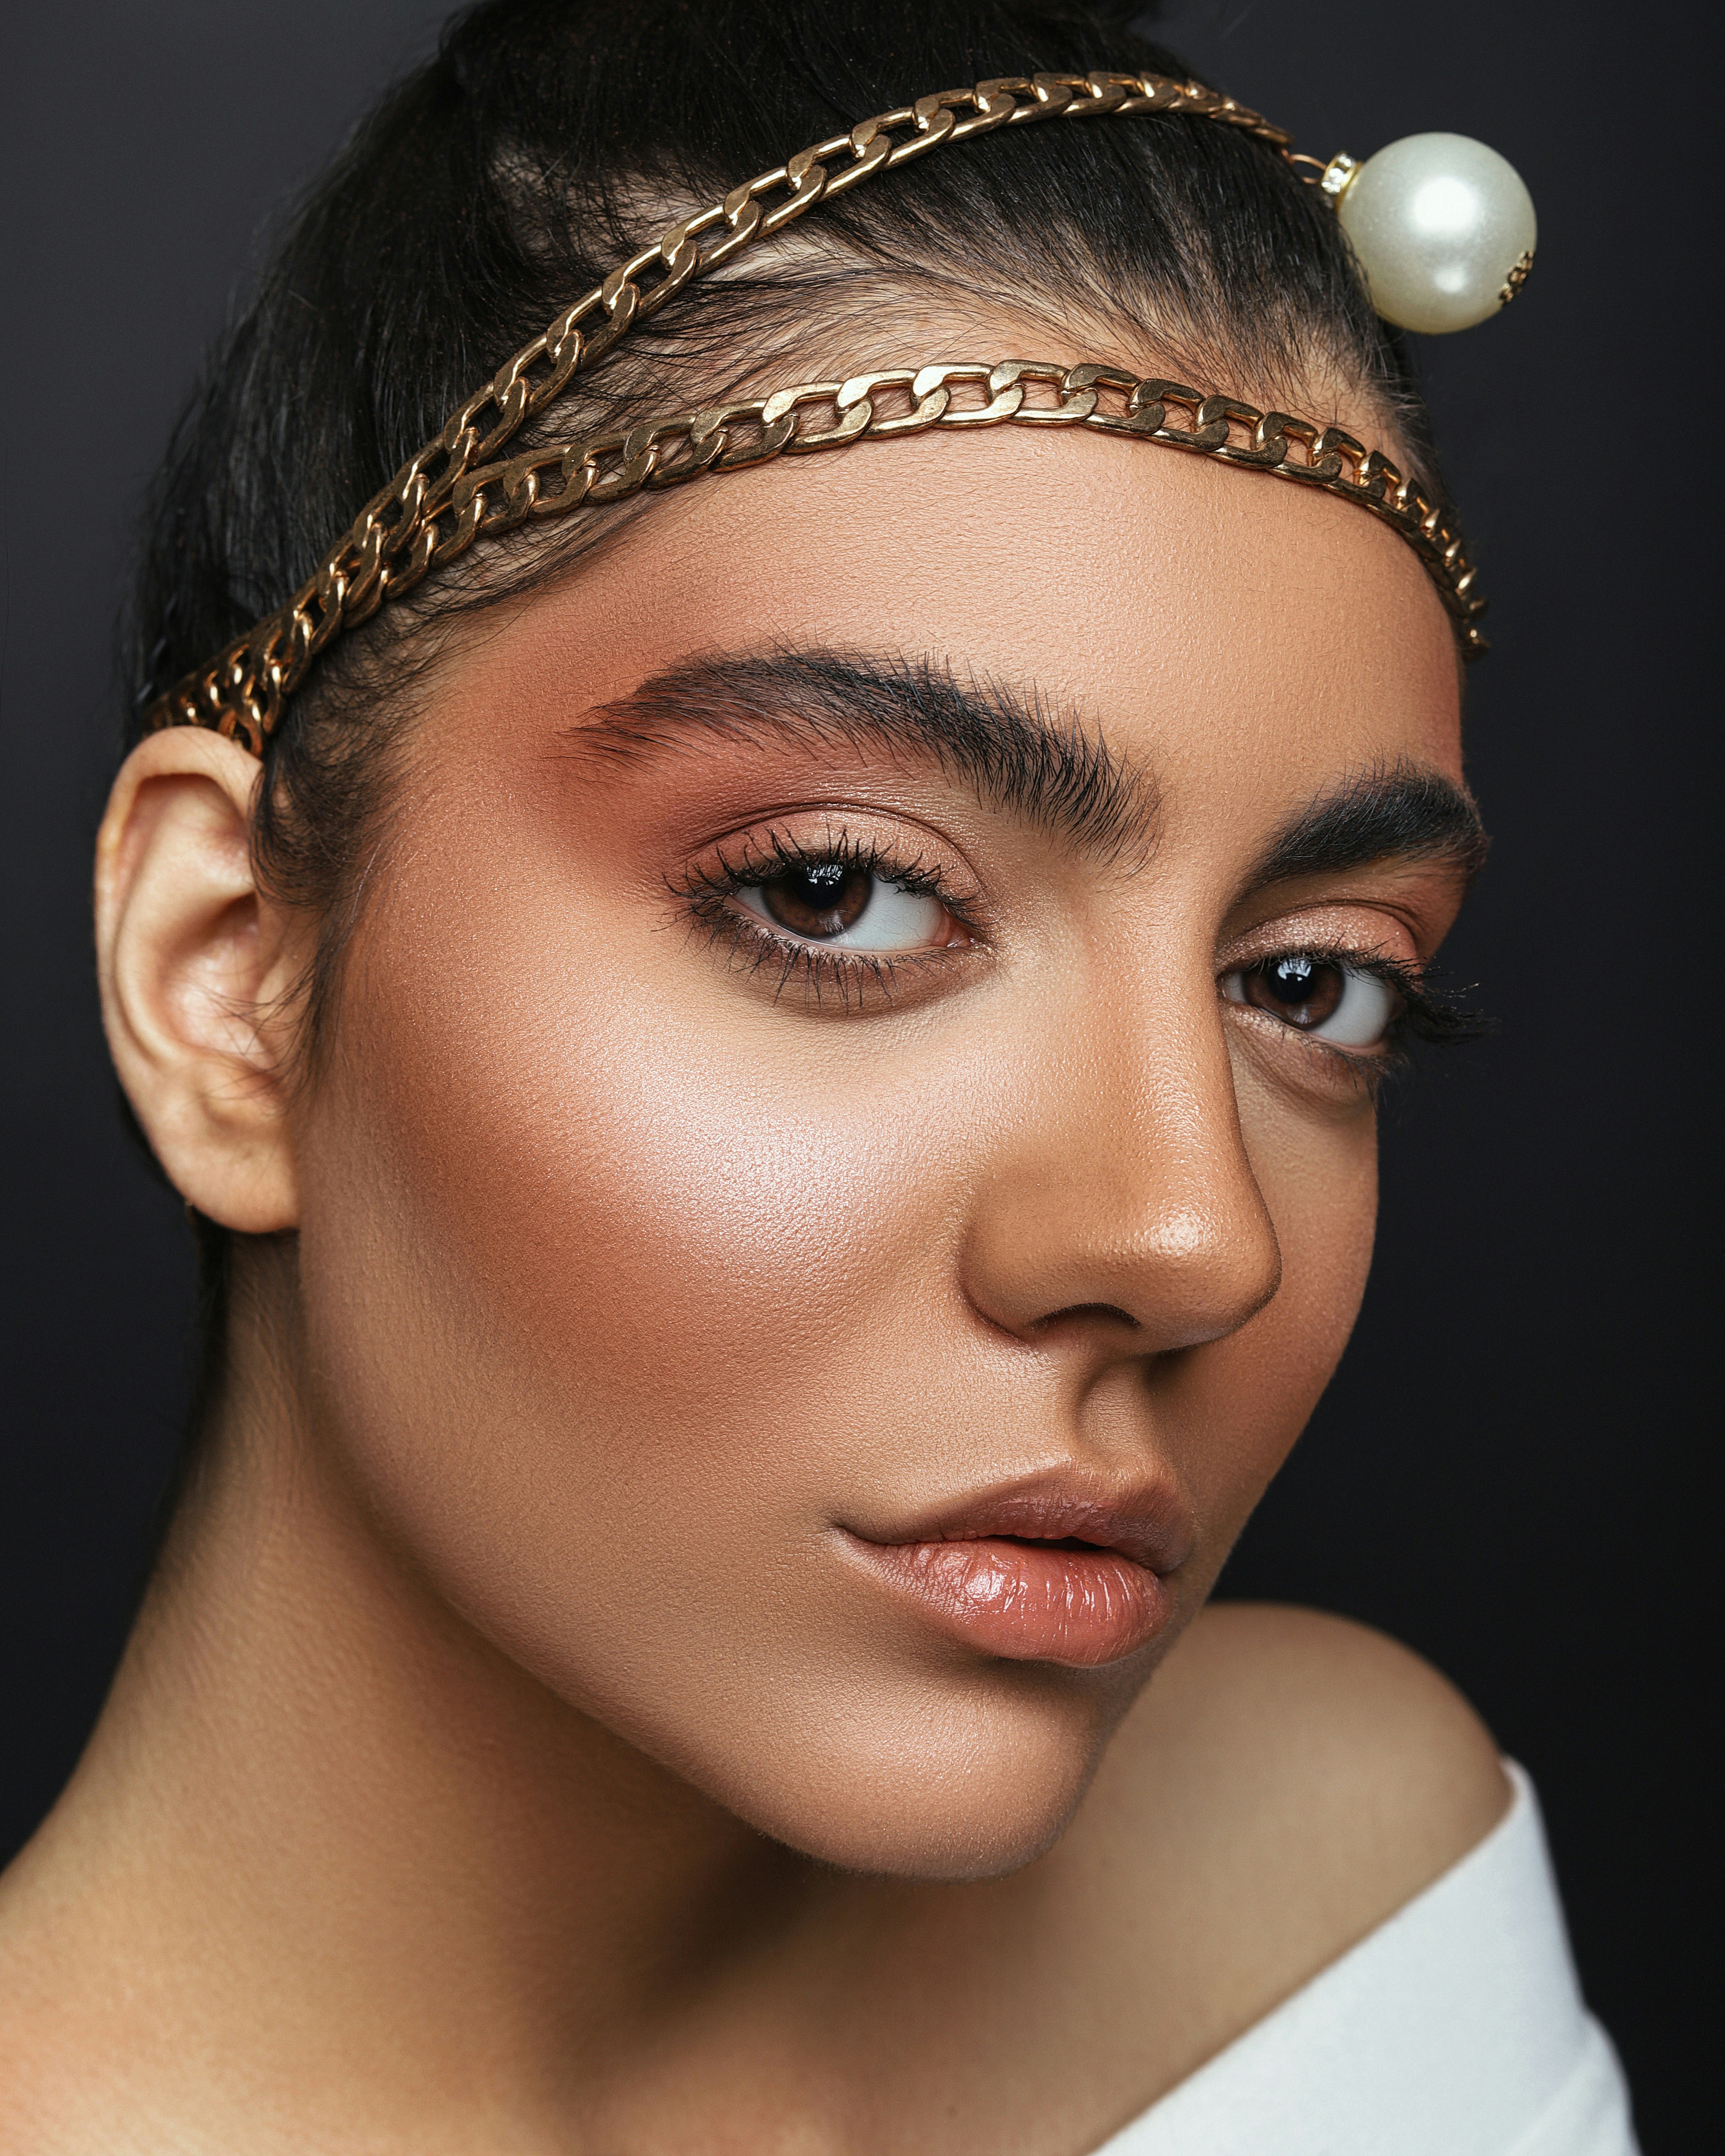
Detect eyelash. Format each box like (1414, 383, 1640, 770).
(674, 825, 979, 1008)
(1233, 941, 1489, 1089)
(673, 833, 1492, 1054)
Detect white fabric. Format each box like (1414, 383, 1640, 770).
(1093, 1764, 1638, 2156)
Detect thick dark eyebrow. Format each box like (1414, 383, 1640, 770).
(567, 645, 1156, 860)
(1246, 761, 1490, 893)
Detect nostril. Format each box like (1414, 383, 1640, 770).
(1028, 1301, 1142, 1336)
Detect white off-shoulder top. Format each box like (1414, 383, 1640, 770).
(1095, 1764, 1638, 2156)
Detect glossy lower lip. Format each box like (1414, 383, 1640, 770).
(846, 1533, 1172, 1668)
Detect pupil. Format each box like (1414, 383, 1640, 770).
(761, 862, 873, 938)
(1248, 953, 1344, 1028)
(1267, 956, 1317, 1003)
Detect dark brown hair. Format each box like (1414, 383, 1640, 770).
(124, 0, 1442, 1412)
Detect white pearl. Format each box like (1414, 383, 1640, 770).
(1335, 133, 1536, 335)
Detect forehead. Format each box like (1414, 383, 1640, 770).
(466, 415, 1463, 790)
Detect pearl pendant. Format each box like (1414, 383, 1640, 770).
(1330, 133, 1537, 335)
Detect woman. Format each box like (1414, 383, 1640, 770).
(0, 1, 1638, 2147)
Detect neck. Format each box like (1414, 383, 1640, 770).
(7, 1252, 843, 2136)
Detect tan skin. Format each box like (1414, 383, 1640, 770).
(0, 365, 1508, 2154)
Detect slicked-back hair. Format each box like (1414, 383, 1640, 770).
(123, 0, 1445, 1416)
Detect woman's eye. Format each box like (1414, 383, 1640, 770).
(1222, 953, 1397, 1049)
(736, 862, 950, 951)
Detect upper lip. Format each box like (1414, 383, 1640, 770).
(850, 1469, 1194, 1577)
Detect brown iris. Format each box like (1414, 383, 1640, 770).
(1241, 954, 1345, 1030)
(758, 862, 873, 939)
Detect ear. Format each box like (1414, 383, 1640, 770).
(95, 728, 307, 1234)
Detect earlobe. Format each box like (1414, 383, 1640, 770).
(95, 729, 304, 1234)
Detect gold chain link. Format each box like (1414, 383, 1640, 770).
(143, 71, 1478, 755)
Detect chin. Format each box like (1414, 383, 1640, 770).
(663, 1664, 1130, 1882)
(789, 1798, 1086, 1884)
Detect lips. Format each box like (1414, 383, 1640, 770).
(842, 1480, 1190, 1670)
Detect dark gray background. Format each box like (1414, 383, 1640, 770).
(2, 3, 1709, 2145)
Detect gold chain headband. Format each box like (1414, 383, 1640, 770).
(145, 71, 1498, 755)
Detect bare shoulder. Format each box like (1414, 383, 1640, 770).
(1143, 1600, 1509, 1852)
(1116, 1600, 1512, 1884)
(0, 1813, 194, 2156)
(1072, 1602, 1511, 2037)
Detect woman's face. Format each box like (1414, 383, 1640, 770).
(290, 413, 1470, 1877)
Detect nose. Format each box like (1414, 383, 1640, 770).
(959, 986, 1283, 1356)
